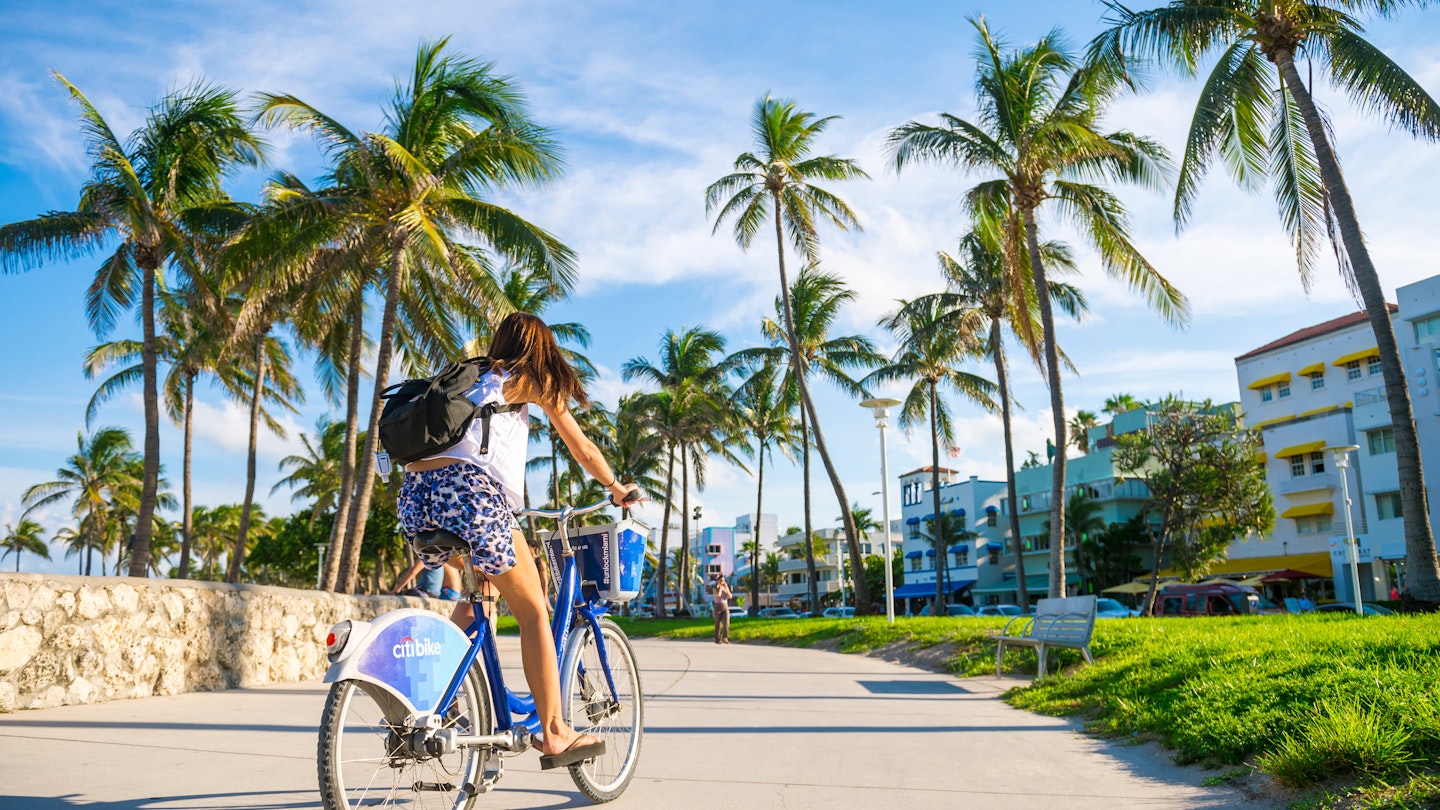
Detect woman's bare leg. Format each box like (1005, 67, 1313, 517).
(486, 529, 594, 755)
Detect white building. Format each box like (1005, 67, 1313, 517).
(774, 527, 875, 607)
(1234, 283, 1440, 601)
(895, 468, 1008, 607)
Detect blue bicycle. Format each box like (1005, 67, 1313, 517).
(316, 498, 646, 807)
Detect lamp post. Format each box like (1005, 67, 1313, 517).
(1325, 444, 1364, 615)
(314, 543, 328, 590)
(860, 397, 902, 623)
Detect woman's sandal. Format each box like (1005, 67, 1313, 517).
(536, 734, 606, 770)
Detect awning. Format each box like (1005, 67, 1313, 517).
(1280, 502, 1334, 519)
(984, 505, 997, 513)
(905, 517, 920, 525)
(1247, 372, 1292, 390)
(1297, 363, 1325, 376)
(1156, 550, 1332, 579)
(1273, 440, 1326, 459)
(952, 508, 966, 516)
(904, 551, 922, 559)
(925, 549, 936, 557)
(1300, 405, 1343, 418)
(947, 544, 967, 553)
(1251, 415, 1295, 430)
(983, 541, 1005, 550)
(891, 580, 976, 598)
(1333, 348, 1378, 367)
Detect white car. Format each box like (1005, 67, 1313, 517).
(758, 607, 803, 619)
(1095, 598, 1140, 618)
(975, 604, 1023, 618)
(728, 606, 747, 619)
(822, 606, 856, 618)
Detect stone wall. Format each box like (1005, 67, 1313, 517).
(0, 573, 450, 712)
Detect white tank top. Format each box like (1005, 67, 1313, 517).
(423, 369, 529, 508)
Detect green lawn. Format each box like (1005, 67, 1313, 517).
(526, 612, 1440, 806)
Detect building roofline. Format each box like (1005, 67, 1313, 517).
(898, 465, 959, 477)
(1235, 305, 1396, 361)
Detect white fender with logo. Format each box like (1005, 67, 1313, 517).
(323, 608, 472, 718)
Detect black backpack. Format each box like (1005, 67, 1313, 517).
(377, 357, 524, 465)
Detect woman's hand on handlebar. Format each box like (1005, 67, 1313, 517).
(610, 482, 642, 507)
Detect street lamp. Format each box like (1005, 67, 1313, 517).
(313, 543, 328, 590)
(1325, 444, 1364, 615)
(860, 397, 902, 624)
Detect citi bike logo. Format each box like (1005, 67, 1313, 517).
(392, 636, 442, 659)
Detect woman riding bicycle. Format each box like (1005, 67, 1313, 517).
(397, 311, 638, 769)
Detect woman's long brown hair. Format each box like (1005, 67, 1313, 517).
(488, 312, 588, 407)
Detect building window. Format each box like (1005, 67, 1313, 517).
(987, 510, 998, 527)
(707, 563, 722, 575)
(953, 548, 968, 567)
(707, 544, 722, 556)
(1027, 534, 1049, 552)
(1346, 360, 1362, 381)
(1295, 515, 1334, 535)
(1020, 496, 1031, 511)
(1289, 456, 1306, 477)
(908, 522, 920, 539)
(909, 557, 921, 572)
(1278, 381, 1291, 398)
(988, 547, 1000, 565)
(1367, 355, 1383, 376)
(1309, 452, 1325, 475)
(1415, 315, 1440, 341)
(1309, 373, 1325, 390)
(1368, 426, 1396, 455)
(1260, 387, 1274, 403)
(1376, 492, 1404, 520)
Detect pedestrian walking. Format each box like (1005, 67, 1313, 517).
(712, 574, 732, 644)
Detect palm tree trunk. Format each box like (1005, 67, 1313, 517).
(680, 443, 691, 613)
(177, 372, 196, 580)
(930, 380, 946, 612)
(1024, 209, 1067, 598)
(992, 321, 1029, 609)
(771, 205, 871, 613)
(751, 439, 765, 617)
(323, 299, 364, 591)
(1275, 52, 1440, 604)
(801, 407, 819, 611)
(128, 258, 160, 577)
(229, 332, 268, 583)
(340, 237, 406, 593)
(656, 442, 675, 618)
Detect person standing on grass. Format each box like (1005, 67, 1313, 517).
(712, 574, 732, 644)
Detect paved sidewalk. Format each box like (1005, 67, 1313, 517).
(0, 636, 1263, 809)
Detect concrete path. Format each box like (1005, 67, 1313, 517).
(0, 637, 1262, 809)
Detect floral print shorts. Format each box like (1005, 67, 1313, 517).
(398, 462, 519, 577)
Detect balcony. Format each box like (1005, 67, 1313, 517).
(1276, 472, 1337, 495)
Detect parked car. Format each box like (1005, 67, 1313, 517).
(975, 604, 1023, 618)
(728, 606, 747, 619)
(918, 603, 975, 617)
(821, 606, 856, 618)
(758, 607, 803, 619)
(1314, 602, 1396, 616)
(1094, 598, 1140, 618)
(1155, 583, 1281, 617)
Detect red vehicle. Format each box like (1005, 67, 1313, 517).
(1155, 583, 1280, 617)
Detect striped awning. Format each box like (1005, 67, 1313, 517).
(1280, 502, 1335, 519)
(1247, 372, 1291, 390)
(1333, 349, 1378, 367)
(1273, 440, 1326, 460)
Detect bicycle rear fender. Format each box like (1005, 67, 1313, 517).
(323, 608, 472, 719)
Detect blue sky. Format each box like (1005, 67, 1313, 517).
(3, 0, 1439, 575)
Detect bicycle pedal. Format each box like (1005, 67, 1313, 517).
(475, 760, 504, 793)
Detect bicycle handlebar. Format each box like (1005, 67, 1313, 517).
(519, 490, 641, 523)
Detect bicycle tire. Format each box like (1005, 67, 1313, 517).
(558, 616, 644, 802)
(317, 668, 492, 810)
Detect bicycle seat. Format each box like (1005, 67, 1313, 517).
(410, 529, 469, 557)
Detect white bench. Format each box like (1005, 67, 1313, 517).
(994, 595, 1097, 678)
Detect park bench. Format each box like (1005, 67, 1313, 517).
(994, 595, 1097, 678)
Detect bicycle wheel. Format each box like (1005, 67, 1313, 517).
(558, 616, 644, 802)
(318, 668, 492, 810)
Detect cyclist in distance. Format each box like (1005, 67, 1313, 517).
(398, 311, 638, 767)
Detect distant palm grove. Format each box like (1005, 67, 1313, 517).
(5, 2, 1440, 611)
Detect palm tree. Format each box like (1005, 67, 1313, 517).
(0, 76, 264, 576)
(1044, 489, 1107, 595)
(624, 327, 738, 614)
(761, 550, 783, 601)
(733, 268, 883, 611)
(868, 295, 998, 610)
(706, 94, 875, 614)
(255, 40, 574, 593)
(190, 504, 241, 580)
(919, 511, 972, 605)
(730, 360, 802, 616)
(1, 520, 50, 572)
(54, 527, 86, 574)
(274, 418, 347, 525)
(1070, 410, 1100, 454)
(932, 220, 1087, 610)
(888, 17, 1189, 596)
(840, 504, 882, 605)
(1103, 393, 1140, 416)
(22, 427, 139, 576)
(227, 330, 303, 583)
(607, 394, 669, 509)
(1090, 0, 1440, 602)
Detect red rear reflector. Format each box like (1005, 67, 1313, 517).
(326, 633, 336, 647)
